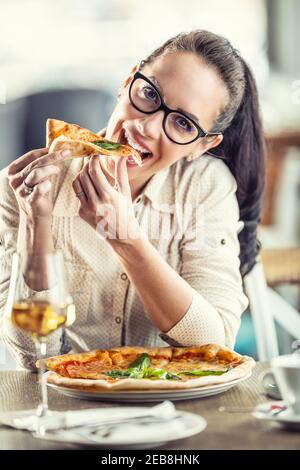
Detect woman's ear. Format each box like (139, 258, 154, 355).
(202, 134, 223, 154)
(187, 134, 223, 161)
(118, 61, 143, 98)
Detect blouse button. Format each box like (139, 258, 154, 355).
(115, 316, 122, 324)
(221, 238, 226, 245)
(120, 272, 128, 281)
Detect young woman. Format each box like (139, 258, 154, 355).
(0, 30, 265, 370)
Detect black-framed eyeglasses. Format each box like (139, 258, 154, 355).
(128, 71, 222, 145)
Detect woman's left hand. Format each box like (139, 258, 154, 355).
(72, 155, 141, 243)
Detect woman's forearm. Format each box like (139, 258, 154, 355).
(17, 214, 55, 291)
(109, 235, 194, 333)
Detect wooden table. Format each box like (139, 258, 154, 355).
(0, 363, 299, 450)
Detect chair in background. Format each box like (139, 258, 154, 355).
(261, 247, 300, 292)
(244, 132, 300, 361)
(0, 97, 27, 168)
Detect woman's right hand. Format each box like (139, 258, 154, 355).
(7, 147, 70, 220)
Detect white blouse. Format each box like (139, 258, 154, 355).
(0, 154, 248, 370)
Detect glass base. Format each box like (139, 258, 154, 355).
(36, 403, 51, 418)
(34, 409, 54, 436)
(9, 408, 58, 434)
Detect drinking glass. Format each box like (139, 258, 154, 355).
(5, 251, 76, 430)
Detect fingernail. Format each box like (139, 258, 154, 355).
(61, 149, 71, 158)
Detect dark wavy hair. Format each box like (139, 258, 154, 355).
(141, 30, 265, 277)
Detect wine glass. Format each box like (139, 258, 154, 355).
(5, 251, 76, 431)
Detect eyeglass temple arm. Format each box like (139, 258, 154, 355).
(205, 132, 223, 138)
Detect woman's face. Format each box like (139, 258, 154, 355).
(103, 51, 228, 187)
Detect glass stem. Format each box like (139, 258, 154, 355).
(35, 337, 48, 417)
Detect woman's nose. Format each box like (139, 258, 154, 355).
(135, 111, 164, 139)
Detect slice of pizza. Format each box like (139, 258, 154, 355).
(46, 118, 143, 166)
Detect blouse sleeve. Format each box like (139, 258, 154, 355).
(160, 158, 249, 349)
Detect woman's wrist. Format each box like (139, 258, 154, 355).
(18, 213, 54, 254)
(20, 211, 52, 226)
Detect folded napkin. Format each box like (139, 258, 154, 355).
(0, 400, 177, 433)
(49, 415, 185, 445)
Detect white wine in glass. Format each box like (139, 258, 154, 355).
(11, 299, 74, 338)
(5, 251, 75, 430)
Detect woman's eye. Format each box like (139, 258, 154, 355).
(175, 116, 193, 132)
(143, 86, 159, 102)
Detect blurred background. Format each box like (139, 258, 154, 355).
(1, 0, 300, 368)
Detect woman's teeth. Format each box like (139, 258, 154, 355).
(127, 156, 137, 164)
(124, 129, 152, 160)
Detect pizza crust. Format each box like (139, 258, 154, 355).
(47, 119, 108, 147)
(171, 344, 241, 363)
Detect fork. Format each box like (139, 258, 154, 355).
(81, 416, 182, 441)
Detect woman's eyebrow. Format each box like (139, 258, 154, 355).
(149, 75, 200, 124)
(176, 107, 200, 124)
(148, 75, 164, 95)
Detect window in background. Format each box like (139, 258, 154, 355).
(0, 0, 268, 101)
(263, 0, 300, 131)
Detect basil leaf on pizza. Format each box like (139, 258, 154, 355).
(91, 141, 122, 151)
(105, 354, 181, 380)
(180, 369, 231, 376)
(143, 368, 181, 380)
(128, 352, 151, 371)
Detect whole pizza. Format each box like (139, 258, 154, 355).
(40, 344, 255, 391)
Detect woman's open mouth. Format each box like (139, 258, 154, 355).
(119, 128, 154, 167)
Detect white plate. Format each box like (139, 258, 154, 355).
(47, 372, 252, 402)
(34, 409, 207, 449)
(253, 401, 300, 430)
